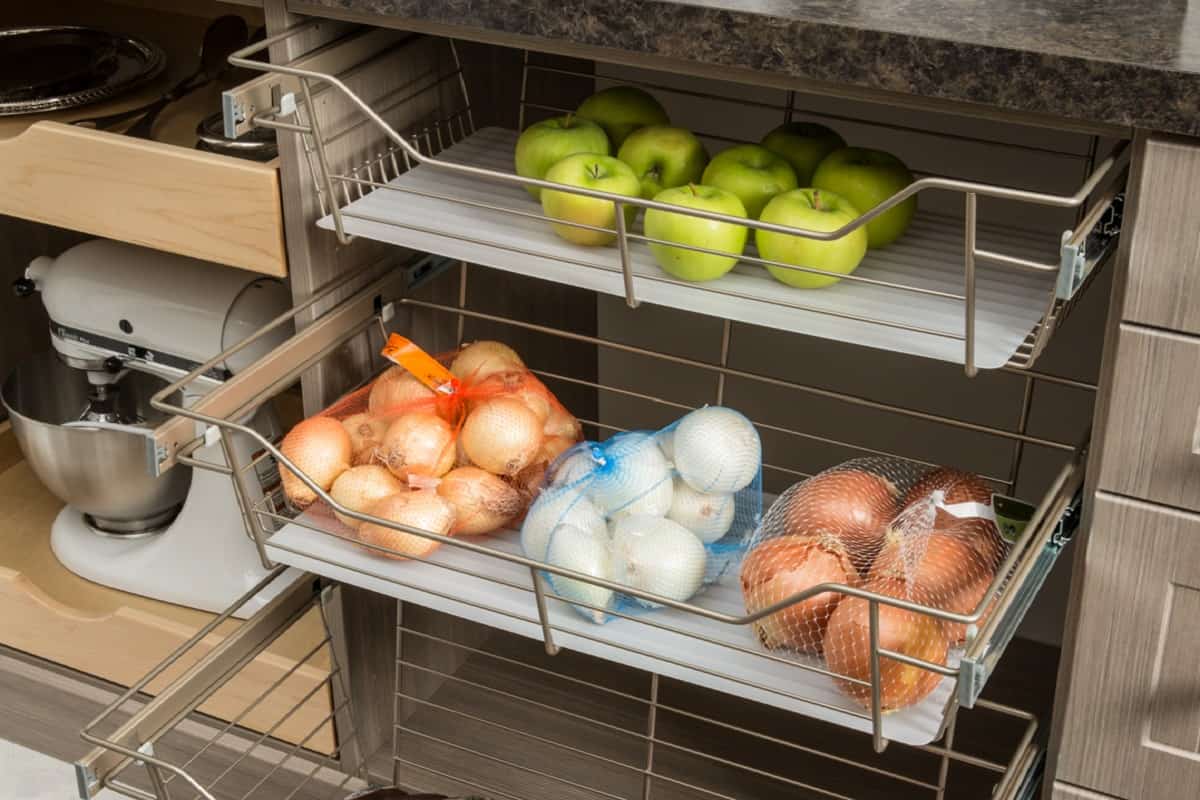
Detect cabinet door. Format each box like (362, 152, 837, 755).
(1097, 324, 1200, 513)
(1122, 136, 1200, 336)
(1056, 492, 1200, 798)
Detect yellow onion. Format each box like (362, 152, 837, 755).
(378, 412, 456, 482)
(741, 535, 858, 654)
(543, 404, 582, 441)
(450, 341, 524, 383)
(823, 575, 949, 711)
(438, 466, 524, 534)
(341, 413, 390, 466)
(469, 370, 553, 424)
(357, 491, 455, 560)
(279, 416, 352, 507)
(368, 366, 438, 416)
(329, 465, 404, 530)
(460, 397, 543, 476)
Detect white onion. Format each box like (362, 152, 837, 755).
(548, 443, 600, 487)
(657, 429, 675, 462)
(546, 523, 614, 624)
(611, 473, 674, 519)
(521, 487, 606, 561)
(378, 412, 456, 481)
(437, 466, 523, 534)
(610, 515, 707, 605)
(587, 433, 672, 515)
(450, 341, 524, 382)
(544, 404, 582, 440)
(368, 366, 438, 416)
(673, 406, 761, 493)
(329, 465, 404, 530)
(667, 479, 735, 543)
(357, 490, 455, 560)
(279, 416, 352, 507)
(342, 413, 390, 466)
(460, 397, 543, 476)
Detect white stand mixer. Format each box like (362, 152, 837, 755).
(7, 239, 300, 617)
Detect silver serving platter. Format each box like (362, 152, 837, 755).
(0, 26, 165, 116)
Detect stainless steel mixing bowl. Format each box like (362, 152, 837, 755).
(1, 351, 192, 533)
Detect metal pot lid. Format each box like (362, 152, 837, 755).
(0, 27, 165, 116)
(195, 110, 277, 160)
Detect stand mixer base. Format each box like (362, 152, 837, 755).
(50, 507, 297, 618)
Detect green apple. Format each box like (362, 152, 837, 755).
(541, 153, 642, 246)
(760, 122, 846, 185)
(700, 144, 798, 219)
(756, 189, 868, 288)
(811, 147, 916, 248)
(514, 115, 610, 199)
(617, 126, 708, 199)
(644, 185, 748, 282)
(576, 86, 669, 148)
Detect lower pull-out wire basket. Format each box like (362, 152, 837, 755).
(73, 567, 1044, 800)
(76, 570, 369, 800)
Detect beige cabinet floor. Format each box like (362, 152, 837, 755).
(0, 422, 335, 753)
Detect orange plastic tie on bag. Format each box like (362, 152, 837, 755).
(382, 334, 458, 395)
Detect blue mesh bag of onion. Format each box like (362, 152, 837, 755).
(521, 405, 763, 624)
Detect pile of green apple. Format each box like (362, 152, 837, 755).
(513, 86, 918, 288)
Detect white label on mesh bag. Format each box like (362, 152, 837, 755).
(929, 490, 997, 522)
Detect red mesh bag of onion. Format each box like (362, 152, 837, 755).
(740, 459, 1007, 712)
(274, 339, 583, 559)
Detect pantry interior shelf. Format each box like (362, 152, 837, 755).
(223, 22, 1129, 375)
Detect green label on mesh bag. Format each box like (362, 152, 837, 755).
(992, 494, 1035, 544)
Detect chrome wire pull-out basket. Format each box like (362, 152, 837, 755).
(142, 261, 1087, 754)
(222, 21, 1127, 376)
(76, 570, 368, 800)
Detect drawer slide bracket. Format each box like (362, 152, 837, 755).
(959, 486, 1083, 708)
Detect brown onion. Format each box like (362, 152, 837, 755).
(460, 397, 543, 476)
(329, 465, 404, 530)
(941, 569, 997, 645)
(438, 466, 523, 534)
(450, 341, 524, 383)
(357, 491, 455, 559)
(823, 575, 949, 711)
(741, 535, 858, 654)
(378, 412, 456, 482)
(368, 366, 437, 416)
(279, 416, 352, 507)
(783, 469, 899, 573)
(903, 467, 993, 528)
(341, 413, 390, 466)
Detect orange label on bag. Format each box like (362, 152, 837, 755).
(381, 334, 457, 394)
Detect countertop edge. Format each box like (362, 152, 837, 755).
(289, 0, 1200, 138)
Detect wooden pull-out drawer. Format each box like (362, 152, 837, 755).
(0, 122, 286, 277)
(1056, 493, 1200, 798)
(1097, 324, 1200, 512)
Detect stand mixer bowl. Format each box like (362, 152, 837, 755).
(1, 351, 192, 534)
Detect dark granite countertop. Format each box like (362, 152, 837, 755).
(293, 0, 1200, 137)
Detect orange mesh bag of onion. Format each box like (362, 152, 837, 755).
(274, 339, 584, 560)
(740, 460, 1007, 711)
